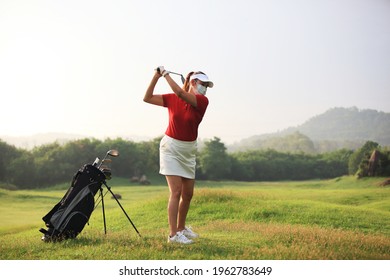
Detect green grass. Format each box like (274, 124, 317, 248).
(0, 176, 389, 260)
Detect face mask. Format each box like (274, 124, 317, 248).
(196, 84, 207, 95)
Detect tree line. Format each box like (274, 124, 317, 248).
(0, 137, 160, 189)
(1, 137, 389, 189)
(198, 138, 390, 181)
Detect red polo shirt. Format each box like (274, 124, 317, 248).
(162, 94, 209, 141)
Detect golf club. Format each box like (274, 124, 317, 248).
(92, 157, 100, 167)
(98, 149, 119, 168)
(156, 67, 185, 84)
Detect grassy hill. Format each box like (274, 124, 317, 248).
(1, 176, 389, 260)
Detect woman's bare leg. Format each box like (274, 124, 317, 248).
(165, 175, 183, 237)
(177, 178, 195, 231)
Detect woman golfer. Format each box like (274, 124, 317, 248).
(143, 66, 213, 244)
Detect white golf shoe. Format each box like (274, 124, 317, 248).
(179, 226, 199, 239)
(168, 232, 193, 244)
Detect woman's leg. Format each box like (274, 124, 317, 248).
(165, 175, 183, 237)
(177, 178, 195, 231)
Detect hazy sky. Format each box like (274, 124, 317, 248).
(1, 0, 389, 144)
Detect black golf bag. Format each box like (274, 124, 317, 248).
(39, 164, 107, 241)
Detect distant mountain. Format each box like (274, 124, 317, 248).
(0, 133, 87, 149)
(229, 107, 390, 153)
(283, 107, 390, 143)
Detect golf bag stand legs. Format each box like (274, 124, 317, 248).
(99, 187, 107, 235)
(102, 181, 142, 238)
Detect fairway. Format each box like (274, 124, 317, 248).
(0, 176, 389, 260)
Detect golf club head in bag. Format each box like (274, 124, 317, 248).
(96, 149, 119, 180)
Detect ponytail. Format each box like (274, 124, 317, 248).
(182, 71, 194, 92)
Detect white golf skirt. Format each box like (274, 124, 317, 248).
(159, 135, 197, 179)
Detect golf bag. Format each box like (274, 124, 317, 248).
(39, 164, 107, 241)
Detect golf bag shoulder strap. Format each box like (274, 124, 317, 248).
(59, 169, 82, 206)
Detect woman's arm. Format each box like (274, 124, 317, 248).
(164, 74, 197, 107)
(143, 72, 164, 106)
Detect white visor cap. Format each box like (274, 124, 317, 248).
(190, 73, 214, 88)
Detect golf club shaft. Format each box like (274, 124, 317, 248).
(168, 71, 181, 76)
(167, 71, 185, 84)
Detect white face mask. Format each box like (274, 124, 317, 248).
(196, 84, 207, 95)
